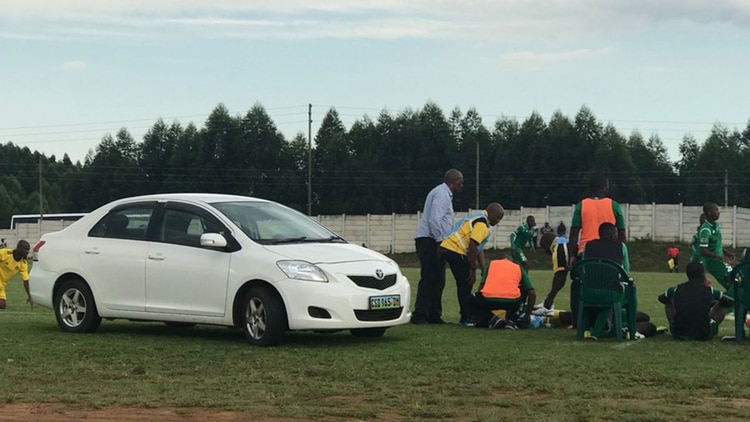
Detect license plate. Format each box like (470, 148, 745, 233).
(369, 295, 400, 310)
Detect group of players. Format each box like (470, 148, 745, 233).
(412, 169, 739, 341)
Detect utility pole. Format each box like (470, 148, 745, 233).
(725, 169, 728, 207)
(308, 104, 312, 216)
(475, 142, 479, 208)
(39, 156, 43, 239)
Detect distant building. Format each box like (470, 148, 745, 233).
(10, 213, 87, 229)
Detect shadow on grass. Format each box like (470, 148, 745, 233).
(25, 318, 409, 348)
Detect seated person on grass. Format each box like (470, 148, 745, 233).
(468, 255, 536, 330)
(658, 262, 734, 341)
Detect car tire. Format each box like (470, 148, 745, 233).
(350, 327, 387, 338)
(54, 278, 102, 333)
(241, 286, 287, 346)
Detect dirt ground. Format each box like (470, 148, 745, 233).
(0, 404, 316, 422)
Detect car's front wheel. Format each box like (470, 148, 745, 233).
(241, 286, 287, 346)
(350, 327, 387, 338)
(54, 278, 102, 333)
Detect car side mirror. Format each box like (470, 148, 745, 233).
(200, 233, 228, 248)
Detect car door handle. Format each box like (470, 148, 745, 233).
(84, 249, 99, 255)
(148, 254, 165, 261)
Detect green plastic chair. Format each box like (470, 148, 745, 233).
(729, 261, 750, 342)
(571, 258, 636, 341)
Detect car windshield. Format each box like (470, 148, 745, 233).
(211, 201, 345, 245)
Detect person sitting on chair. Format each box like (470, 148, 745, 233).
(658, 262, 734, 341)
(579, 222, 656, 338)
(582, 222, 630, 272)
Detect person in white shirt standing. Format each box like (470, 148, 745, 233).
(411, 169, 464, 325)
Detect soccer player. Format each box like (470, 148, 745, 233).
(567, 174, 626, 327)
(509, 215, 536, 270)
(689, 213, 707, 257)
(532, 222, 570, 317)
(658, 262, 734, 341)
(691, 203, 734, 290)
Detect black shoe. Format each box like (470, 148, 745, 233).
(428, 318, 447, 325)
(410, 317, 429, 325)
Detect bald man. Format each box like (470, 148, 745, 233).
(440, 202, 505, 326)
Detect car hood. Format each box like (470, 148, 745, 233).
(263, 242, 392, 265)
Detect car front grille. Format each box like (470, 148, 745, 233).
(347, 274, 397, 290)
(354, 307, 404, 321)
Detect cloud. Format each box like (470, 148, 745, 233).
(502, 48, 611, 66)
(62, 61, 87, 71)
(1, 0, 749, 42)
(0, 31, 53, 40)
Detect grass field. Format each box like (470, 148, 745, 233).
(3, 244, 750, 421)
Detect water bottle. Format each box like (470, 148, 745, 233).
(529, 315, 544, 329)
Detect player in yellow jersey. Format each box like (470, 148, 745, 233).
(0, 240, 32, 309)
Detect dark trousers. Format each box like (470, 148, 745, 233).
(544, 270, 569, 309)
(443, 249, 474, 321)
(412, 237, 446, 322)
(469, 292, 523, 326)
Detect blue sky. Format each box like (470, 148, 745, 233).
(1, 0, 749, 163)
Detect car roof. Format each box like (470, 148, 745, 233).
(109, 193, 272, 206)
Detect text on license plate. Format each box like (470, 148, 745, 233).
(369, 295, 401, 310)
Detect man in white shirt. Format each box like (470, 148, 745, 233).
(411, 169, 464, 324)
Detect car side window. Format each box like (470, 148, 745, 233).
(89, 207, 153, 240)
(159, 209, 223, 247)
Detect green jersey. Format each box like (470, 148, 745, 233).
(510, 223, 534, 249)
(692, 221, 723, 263)
(690, 231, 700, 258)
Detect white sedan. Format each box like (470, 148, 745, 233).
(30, 193, 411, 346)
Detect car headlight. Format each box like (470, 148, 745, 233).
(276, 260, 328, 282)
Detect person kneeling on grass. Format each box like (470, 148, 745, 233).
(658, 262, 734, 341)
(467, 255, 536, 330)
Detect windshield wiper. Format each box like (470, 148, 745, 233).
(271, 236, 308, 245)
(270, 235, 345, 245)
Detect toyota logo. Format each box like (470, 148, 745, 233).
(374, 269, 384, 280)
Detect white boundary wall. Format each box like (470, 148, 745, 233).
(315, 204, 750, 254)
(4, 204, 749, 254)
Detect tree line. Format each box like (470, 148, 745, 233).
(1, 101, 749, 228)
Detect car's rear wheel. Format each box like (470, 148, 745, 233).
(54, 278, 102, 333)
(350, 327, 387, 337)
(241, 286, 287, 346)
